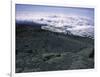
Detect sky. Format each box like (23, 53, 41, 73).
(16, 4, 94, 20)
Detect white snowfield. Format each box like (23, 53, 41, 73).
(38, 14, 94, 38)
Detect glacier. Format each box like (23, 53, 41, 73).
(39, 14, 94, 38)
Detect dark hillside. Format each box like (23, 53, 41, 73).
(16, 22, 94, 73)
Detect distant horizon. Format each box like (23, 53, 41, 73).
(16, 4, 94, 21)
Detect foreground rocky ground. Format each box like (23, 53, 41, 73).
(16, 23, 94, 73)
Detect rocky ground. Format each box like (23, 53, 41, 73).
(16, 23, 94, 73)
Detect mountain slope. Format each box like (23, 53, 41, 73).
(16, 24, 94, 73)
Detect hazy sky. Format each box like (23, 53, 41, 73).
(16, 4, 94, 20)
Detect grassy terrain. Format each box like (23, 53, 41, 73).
(16, 23, 94, 73)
